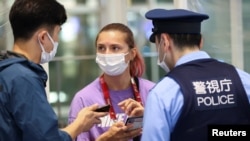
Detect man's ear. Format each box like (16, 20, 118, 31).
(161, 34, 170, 49)
(199, 37, 204, 49)
(37, 30, 47, 44)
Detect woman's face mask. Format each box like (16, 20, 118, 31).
(95, 52, 129, 76)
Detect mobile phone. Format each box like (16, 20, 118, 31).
(94, 105, 110, 112)
(125, 116, 143, 131)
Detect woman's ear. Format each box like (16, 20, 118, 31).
(130, 47, 137, 60)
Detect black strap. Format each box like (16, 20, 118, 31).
(133, 77, 141, 141)
(133, 135, 141, 141)
(134, 77, 139, 90)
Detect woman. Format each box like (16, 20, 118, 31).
(68, 23, 155, 141)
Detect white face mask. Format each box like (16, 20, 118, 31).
(157, 40, 170, 73)
(38, 32, 59, 64)
(95, 52, 129, 76)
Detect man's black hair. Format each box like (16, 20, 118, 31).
(9, 0, 67, 41)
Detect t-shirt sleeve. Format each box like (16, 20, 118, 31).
(68, 91, 92, 141)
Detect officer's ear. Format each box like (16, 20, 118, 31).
(160, 33, 170, 48)
(199, 37, 204, 49)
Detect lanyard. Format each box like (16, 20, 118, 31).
(99, 74, 142, 120)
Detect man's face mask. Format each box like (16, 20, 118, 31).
(38, 32, 58, 64)
(95, 52, 129, 76)
(157, 39, 170, 73)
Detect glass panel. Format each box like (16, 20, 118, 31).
(49, 12, 100, 126)
(188, 0, 249, 73)
(188, 0, 232, 63)
(49, 58, 100, 126)
(0, 0, 13, 50)
(131, 0, 146, 4)
(127, 11, 156, 80)
(157, 0, 173, 2)
(76, 0, 87, 4)
(243, 0, 250, 73)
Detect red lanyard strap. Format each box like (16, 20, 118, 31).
(130, 77, 143, 106)
(99, 75, 142, 120)
(100, 75, 116, 119)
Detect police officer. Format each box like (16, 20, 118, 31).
(141, 8, 250, 141)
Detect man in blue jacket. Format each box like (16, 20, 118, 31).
(0, 0, 107, 141)
(141, 8, 250, 141)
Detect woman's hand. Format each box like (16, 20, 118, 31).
(118, 98, 144, 117)
(96, 121, 142, 141)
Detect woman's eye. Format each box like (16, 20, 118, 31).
(97, 46, 105, 51)
(112, 46, 120, 51)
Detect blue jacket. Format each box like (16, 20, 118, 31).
(0, 51, 71, 141)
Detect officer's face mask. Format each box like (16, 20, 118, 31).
(38, 33, 58, 64)
(157, 39, 170, 73)
(95, 52, 129, 76)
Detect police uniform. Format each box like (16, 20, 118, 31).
(141, 9, 250, 141)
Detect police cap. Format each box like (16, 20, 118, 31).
(145, 9, 209, 42)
